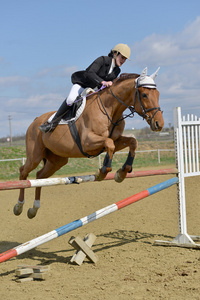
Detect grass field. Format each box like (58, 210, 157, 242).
(0, 139, 175, 180)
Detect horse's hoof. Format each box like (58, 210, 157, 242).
(27, 208, 37, 219)
(95, 174, 103, 181)
(95, 167, 112, 181)
(114, 170, 124, 183)
(13, 204, 23, 216)
(95, 171, 104, 181)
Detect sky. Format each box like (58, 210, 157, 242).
(1, 0, 200, 138)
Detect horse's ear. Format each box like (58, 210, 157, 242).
(140, 67, 148, 78)
(150, 67, 160, 80)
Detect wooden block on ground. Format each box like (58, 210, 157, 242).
(15, 265, 50, 282)
(69, 233, 98, 265)
(15, 272, 48, 282)
(15, 268, 33, 277)
(17, 264, 50, 273)
(16, 277, 34, 283)
(31, 272, 48, 280)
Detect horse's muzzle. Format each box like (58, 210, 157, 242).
(151, 119, 164, 131)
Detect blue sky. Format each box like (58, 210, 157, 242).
(1, 0, 200, 138)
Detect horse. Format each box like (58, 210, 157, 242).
(14, 67, 164, 218)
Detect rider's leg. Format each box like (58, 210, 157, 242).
(39, 84, 84, 133)
(66, 84, 84, 105)
(39, 100, 69, 133)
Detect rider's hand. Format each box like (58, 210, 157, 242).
(101, 81, 113, 87)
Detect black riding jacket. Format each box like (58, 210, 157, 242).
(71, 56, 121, 89)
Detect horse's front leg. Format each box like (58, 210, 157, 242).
(114, 136, 138, 183)
(95, 138, 115, 181)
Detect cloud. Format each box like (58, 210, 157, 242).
(36, 65, 78, 78)
(6, 93, 63, 114)
(128, 16, 200, 129)
(133, 35, 178, 67)
(0, 76, 29, 88)
(179, 16, 200, 49)
(134, 17, 200, 68)
(0, 92, 64, 137)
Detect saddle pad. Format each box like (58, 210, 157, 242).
(48, 96, 86, 125)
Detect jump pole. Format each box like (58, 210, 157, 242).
(0, 168, 177, 191)
(0, 177, 178, 263)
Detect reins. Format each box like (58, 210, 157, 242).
(97, 87, 135, 128)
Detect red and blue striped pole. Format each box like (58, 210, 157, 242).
(0, 177, 178, 263)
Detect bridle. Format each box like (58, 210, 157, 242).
(133, 83, 162, 126)
(97, 83, 162, 128)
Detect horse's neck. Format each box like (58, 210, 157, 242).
(106, 79, 134, 115)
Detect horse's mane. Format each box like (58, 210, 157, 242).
(87, 73, 140, 99)
(113, 73, 140, 85)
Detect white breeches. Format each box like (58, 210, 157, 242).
(66, 84, 85, 106)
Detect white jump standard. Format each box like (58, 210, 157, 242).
(155, 107, 200, 248)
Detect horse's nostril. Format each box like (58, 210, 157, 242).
(155, 121, 159, 129)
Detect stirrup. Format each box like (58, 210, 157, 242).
(39, 121, 56, 133)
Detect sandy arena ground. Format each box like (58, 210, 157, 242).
(0, 166, 200, 300)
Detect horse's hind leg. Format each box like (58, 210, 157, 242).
(14, 157, 43, 216)
(27, 154, 68, 219)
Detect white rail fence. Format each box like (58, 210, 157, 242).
(0, 158, 26, 164)
(0, 149, 175, 169)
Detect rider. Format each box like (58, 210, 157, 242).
(39, 43, 131, 133)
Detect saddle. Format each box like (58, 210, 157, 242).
(48, 88, 96, 125)
(62, 96, 83, 122)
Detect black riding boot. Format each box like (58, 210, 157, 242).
(39, 100, 70, 133)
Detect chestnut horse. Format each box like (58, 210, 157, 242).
(14, 67, 164, 218)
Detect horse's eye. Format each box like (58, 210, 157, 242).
(142, 93, 147, 98)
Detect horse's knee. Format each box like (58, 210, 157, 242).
(130, 138, 138, 153)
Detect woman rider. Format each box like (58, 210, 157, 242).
(39, 43, 131, 133)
